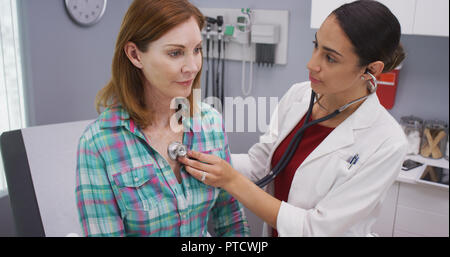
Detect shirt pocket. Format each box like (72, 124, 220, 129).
(112, 164, 162, 213)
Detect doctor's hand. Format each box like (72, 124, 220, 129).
(178, 150, 240, 189)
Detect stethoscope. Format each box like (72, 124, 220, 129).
(168, 73, 378, 188)
(168, 141, 188, 161)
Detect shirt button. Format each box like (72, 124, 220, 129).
(134, 177, 139, 182)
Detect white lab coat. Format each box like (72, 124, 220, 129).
(232, 81, 408, 237)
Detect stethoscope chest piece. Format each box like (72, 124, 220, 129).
(168, 142, 188, 161)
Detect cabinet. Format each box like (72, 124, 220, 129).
(394, 183, 448, 236)
(310, 0, 449, 37)
(372, 156, 449, 237)
(377, 0, 415, 34)
(371, 182, 399, 236)
(310, 0, 348, 29)
(413, 0, 449, 37)
(373, 182, 448, 237)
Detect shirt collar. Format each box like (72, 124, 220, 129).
(98, 105, 131, 130)
(98, 105, 201, 134)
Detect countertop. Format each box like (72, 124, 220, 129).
(397, 154, 449, 190)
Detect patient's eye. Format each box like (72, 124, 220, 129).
(168, 50, 183, 57)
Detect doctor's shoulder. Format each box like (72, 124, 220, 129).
(280, 81, 312, 105)
(374, 107, 408, 147)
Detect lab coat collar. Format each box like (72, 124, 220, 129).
(349, 91, 380, 130)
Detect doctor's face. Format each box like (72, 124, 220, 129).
(136, 16, 203, 101)
(307, 15, 366, 96)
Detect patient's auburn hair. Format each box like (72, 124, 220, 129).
(96, 0, 205, 128)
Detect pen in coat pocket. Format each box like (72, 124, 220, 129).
(348, 154, 359, 169)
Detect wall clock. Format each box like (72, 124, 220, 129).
(65, 0, 107, 27)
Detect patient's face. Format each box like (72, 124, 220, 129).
(139, 16, 203, 103)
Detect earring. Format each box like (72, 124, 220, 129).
(361, 76, 365, 81)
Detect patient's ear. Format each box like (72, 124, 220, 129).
(124, 42, 143, 69)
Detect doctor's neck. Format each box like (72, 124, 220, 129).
(316, 82, 369, 117)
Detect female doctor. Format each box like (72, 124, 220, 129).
(179, 0, 408, 236)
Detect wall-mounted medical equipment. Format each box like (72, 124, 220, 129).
(199, 8, 289, 97)
(252, 24, 280, 67)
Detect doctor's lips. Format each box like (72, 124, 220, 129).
(309, 74, 322, 84)
(176, 79, 194, 86)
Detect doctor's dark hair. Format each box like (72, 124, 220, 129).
(96, 0, 205, 128)
(332, 0, 406, 73)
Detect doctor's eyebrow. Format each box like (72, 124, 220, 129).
(315, 33, 343, 57)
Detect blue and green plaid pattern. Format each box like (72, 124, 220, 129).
(76, 103, 250, 237)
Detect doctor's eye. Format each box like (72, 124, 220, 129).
(326, 54, 336, 63)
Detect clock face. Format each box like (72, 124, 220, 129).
(65, 0, 107, 27)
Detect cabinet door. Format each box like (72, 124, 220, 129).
(377, 0, 416, 34)
(372, 182, 399, 237)
(395, 183, 449, 236)
(310, 0, 349, 29)
(413, 0, 449, 37)
(311, 0, 416, 35)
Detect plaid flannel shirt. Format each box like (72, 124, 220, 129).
(76, 103, 250, 237)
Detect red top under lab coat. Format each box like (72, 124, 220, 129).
(272, 113, 334, 237)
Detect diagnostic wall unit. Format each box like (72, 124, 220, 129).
(199, 8, 289, 65)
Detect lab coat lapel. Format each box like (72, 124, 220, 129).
(263, 90, 311, 174)
(274, 90, 312, 152)
(301, 119, 355, 166)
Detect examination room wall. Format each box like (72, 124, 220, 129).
(0, 0, 448, 237)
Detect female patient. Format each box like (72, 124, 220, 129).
(75, 0, 250, 237)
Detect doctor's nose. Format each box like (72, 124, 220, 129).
(306, 55, 321, 73)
